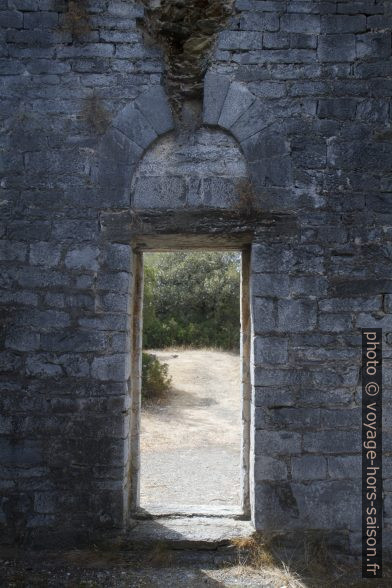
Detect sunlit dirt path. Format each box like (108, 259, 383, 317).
(140, 349, 241, 510)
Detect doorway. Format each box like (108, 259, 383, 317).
(129, 244, 251, 519)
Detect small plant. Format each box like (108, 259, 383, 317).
(142, 352, 172, 402)
(63, 0, 91, 39)
(82, 94, 110, 135)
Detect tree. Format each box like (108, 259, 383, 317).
(143, 251, 240, 350)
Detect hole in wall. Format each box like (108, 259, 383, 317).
(139, 0, 235, 113)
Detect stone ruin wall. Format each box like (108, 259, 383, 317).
(0, 0, 391, 555)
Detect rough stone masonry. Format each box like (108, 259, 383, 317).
(0, 0, 392, 557)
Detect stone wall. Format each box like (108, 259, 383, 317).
(0, 0, 391, 553)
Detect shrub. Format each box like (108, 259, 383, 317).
(141, 352, 172, 402)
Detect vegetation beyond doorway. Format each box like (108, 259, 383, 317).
(143, 251, 241, 350)
(139, 250, 242, 513)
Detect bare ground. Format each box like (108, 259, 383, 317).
(140, 349, 241, 510)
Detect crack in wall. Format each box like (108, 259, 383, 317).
(139, 0, 234, 113)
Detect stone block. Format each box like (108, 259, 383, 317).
(281, 14, 321, 34)
(254, 336, 288, 365)
(241, 130, 287, 161)
(30, 241, 61, 267)
(292, 480, 360, 529)
(64, 245, 99, 271)
(132, 176, 186, 209)
(26, 354, 63, 377)
(239, 12, 279, 31)
(328, 456, 361, 479)
(5, 328, 40, 352)
(24, 11, 58, 29)
(200, 177, 239, 208)
(319, 312, 353, 332)
(253, 482, 300, 529)
(103, 244, 132, 272)
(203, 71, 230, 125)
(303, 431, 360, 453)
(232, 99, 274, 142)
(321, 15, 366, 34)
(263, 32, 290, 49)
(292, 456, 327, 481)
(253, 298, 276, 333)
(218, 82, 255, 130)
(0, 439, 43, 467)
(96, 271, 130, 293)
(251, 273, 290, 297)
(91, 354, 130, 382)
(40, 331, 108, 353)
(254, 387, 295, 408)
(34, 492, 56, 514)
(254, 456, 288, 481)
(78, 314, 129, 332)
(218, 31, 263, 51)
(135, 86, 174, 135)
(0, 240, 27, 262)
(318, 98, 358, 120)
(112, 104, 157, 150)
(255, 431, 302, 455)
(291, 276, 328, 297)
(318, 35, 356, 62)
(0, 11, 23, 28)
(277, 299, 317, 333)
(319, 297, 381, 312)
(356, 32, 392, 60)
(249, 156, 292, 188)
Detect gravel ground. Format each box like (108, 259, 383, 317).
(140, 350, 241, 510)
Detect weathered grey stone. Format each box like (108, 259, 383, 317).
(135, 86, 174, 135)
(292, 481, 360, 529)
(132, 176, 186, 209)
(281, 14, 320, 33)
(203, 71, 230, 125)
(292, 456, 327, 481)
(91, 354, 130, 382)
(30, 241, 61, 267)
(5, 328, 40, 352)
(328, 456, 361, 479)
(321, 15, 366, 34)
(218, 82, 255, 130)
(277, 299, 317, 333)
(303, 431, 360, 453)
(112, 104, 157, 150)
(251, 274, 290, 297)
(64, 245, 99, 271)
(254, 336, 288, 365)
(255, 431, 302, 455)
(318, 35, 356, 62)
(1, 0, 391, 552)
(103, 244, 132, 272)
(254, 456, 287, 481)
(40, 331, 108, 353)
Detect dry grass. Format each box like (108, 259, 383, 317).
(230, 532, 340, 588)
(231, 531, 392, 587)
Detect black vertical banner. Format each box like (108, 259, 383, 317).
(362, 329, 382, 579)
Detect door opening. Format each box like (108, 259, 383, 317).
(129, 244, 251, 519)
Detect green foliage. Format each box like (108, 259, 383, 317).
(143, 251, 240, 350)
(142, 352, 172, 401)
